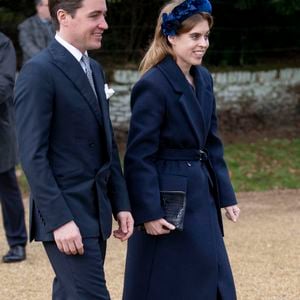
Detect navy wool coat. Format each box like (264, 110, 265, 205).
(0, 33, 18, 173)
(123, 56, 237, 300)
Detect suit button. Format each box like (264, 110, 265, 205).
(89, 142, 95, 148)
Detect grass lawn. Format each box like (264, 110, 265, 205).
(225, 138, 300, 191)
(17, 138, 300, 194)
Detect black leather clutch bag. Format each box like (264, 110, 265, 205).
(160, 191, 186, 231)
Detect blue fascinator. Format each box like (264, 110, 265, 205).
(161, 0, 212, 36)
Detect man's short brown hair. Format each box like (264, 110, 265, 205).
(49, 0, 84, 30)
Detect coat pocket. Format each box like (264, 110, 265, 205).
(158, 174, 187, 231)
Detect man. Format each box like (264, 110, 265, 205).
(0, 32, 27, 263)
(14, 0, 133, 298)
(18, 0, 55, 64)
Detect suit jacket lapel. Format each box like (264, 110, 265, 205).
(48, 40, 103, 126)
(91, 61, 112, 154)
(157, 56, 209, 147)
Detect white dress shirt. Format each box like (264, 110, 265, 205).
(55, 34, 88, 72)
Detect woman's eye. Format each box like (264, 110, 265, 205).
(190, 34, 200, 40)
(189, 32, 210, 41)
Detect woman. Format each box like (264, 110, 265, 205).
(122, 0, 240, 299)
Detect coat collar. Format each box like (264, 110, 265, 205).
(48, 40, 104, 126)
(157, 56, 213, 147)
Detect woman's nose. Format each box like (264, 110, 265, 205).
(199, 36, 209, 47)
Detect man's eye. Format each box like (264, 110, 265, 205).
(89, 13, 101, 18)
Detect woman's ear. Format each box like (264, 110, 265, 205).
(167, 35, 176, 46)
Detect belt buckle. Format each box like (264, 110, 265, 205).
(199, 149, 208, 161)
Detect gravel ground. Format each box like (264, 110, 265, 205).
(0, 189, 299, 300)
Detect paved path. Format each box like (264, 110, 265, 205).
(0, 189, 299, 300)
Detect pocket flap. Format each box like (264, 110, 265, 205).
(158, 174, 187, 193)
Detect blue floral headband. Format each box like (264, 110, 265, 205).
(161, 0, 212, 36)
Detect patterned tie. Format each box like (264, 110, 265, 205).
(81, 55, 98, 98)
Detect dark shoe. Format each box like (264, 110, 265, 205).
(2, 245, 26, 263)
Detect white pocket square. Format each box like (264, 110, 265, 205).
(104, 83, 115, 99)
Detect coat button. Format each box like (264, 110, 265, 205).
(89, 142, 95, 148)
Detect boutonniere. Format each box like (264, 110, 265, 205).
(104, 83, 115, 99)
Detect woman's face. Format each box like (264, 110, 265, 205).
(168, 19, 210, 73)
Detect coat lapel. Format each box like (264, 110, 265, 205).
(157, 56, 212, 147)
(48, 40, 103, 126)
(193, 67, 214, 138)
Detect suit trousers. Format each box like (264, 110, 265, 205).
(0, 167, 27, 247)
(43, 237, 110, 300)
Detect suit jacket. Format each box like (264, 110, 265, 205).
(14, 40, 130, 242)
(0, 32, 18, 173)
(18, 15, 55, 64)
(125, 56, 237, 232)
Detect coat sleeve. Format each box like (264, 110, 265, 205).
(0, 36, 16, 105)
(14, 60, 74, 233)
(107, 124, 132, 217)
(124, 78, 166, 225)
(18, 18, 42, 60)
(205, 75, 237, 208)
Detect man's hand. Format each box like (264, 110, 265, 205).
(53, 221, 84, 255)
(224, 205, 240, 223)
(144, 218, 175, 235)
(113, 211, 134, 242)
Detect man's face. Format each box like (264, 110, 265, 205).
(61, 0, 108, 53)
(37, 0, 51, 20)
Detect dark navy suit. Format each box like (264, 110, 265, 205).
(14, 40, 130, 299)
(123, 56, 237, 300)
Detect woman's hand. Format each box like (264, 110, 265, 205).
(144, 218, 176, 235)
(113, 211, 134, 242)
(224, 205, 240, 223)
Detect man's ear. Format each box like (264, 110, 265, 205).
(167, 35, 176, 46)
(57, 9, 69, 27)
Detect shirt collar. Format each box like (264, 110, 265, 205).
(55, 34, 88, 63)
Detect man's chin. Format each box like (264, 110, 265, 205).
(88, 41, 102, 50)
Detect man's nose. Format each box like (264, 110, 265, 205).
(99, 17, 108, 30)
